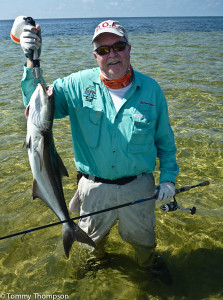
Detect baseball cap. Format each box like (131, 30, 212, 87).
(92, 20, 128, 43)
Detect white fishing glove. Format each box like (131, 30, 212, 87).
(20, 24, 42, 61)
(156, 181, 175, 203)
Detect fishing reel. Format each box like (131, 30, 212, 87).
(160, 196, 196, 215)
(159, 181, 210, 215)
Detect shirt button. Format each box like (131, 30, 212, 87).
(112, 166, 115, 168)
(113, 150, 116, 153)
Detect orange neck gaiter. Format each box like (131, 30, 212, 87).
(100, 65, 133, 89)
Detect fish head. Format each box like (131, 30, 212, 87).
(25, 84, 54, 132)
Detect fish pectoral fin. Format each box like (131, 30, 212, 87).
(32, 179, 43, 200)
(23, 136, 31, 149)
(56, 153, 69, 178)
(62, 221, 96, 258)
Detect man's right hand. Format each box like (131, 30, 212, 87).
(20, 24, 42, 62)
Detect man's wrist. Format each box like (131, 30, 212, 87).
(160, 181, 175, 186)
(27, 59, 34, 68)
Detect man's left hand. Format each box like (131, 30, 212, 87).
(156, 182, 175, 202)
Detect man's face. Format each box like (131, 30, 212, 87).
(93, 33, 131, 80)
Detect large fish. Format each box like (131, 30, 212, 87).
(24, 83, 96, 258)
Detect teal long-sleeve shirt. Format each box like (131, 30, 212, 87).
(21, 66, 179, 183)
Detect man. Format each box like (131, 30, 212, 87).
(20, 20, 179, 283)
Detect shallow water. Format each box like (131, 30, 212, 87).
(0, 28, 223, 299)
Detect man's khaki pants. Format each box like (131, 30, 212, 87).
(69, 173, 156, 267)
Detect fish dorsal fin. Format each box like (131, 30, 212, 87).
(32, 178, 43, 200)
(56, 152, 69, 179)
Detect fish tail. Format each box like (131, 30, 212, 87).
(62, 221, 96, 258)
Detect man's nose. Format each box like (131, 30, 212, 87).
(108, 47, 118, 57)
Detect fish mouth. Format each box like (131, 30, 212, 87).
(46, 86, 54, 97)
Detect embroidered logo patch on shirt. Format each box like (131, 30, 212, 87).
(84, 86, 97, 102)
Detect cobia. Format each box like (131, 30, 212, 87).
(24, 83, 96, 258)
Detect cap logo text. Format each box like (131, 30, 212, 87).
(96, 21, 117, 32)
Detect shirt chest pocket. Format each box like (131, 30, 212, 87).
(76, 106, 103, 148)
(128, 114, 156, 153)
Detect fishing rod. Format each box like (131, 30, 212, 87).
(0, 181, 210, 241)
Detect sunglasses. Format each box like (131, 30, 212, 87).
(95, 41, 127, 56)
